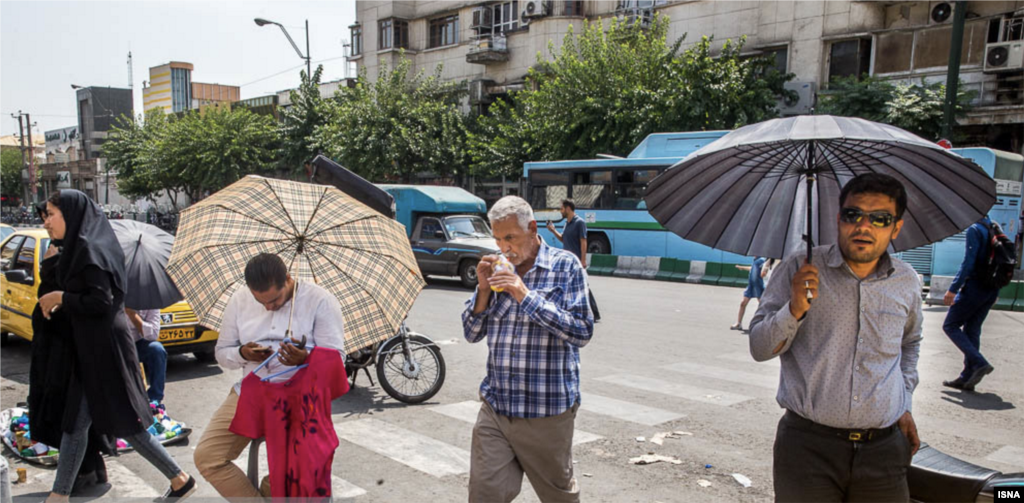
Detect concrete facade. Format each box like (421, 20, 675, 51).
(349, 0, 1024, 153)
(142, 61, 240, 114)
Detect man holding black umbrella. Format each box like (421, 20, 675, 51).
(749, 174, 923, 502)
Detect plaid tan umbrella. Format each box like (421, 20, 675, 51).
(167, 175, 425, 352)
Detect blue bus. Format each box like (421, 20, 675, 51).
(529, 132, 1024, 277)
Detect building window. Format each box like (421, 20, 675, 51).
(492, 1, 520, 35)
(764, 46, 788, 74)
(351, 24, 363, 55)
(171, 67, 191, 113)
(565, 1, 584, 16)
(379, 18, 409, 50)
(429, 14, 459, 48)
(827, 39, 872, 83)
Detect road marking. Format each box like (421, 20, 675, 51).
(106, 459, 160, 498)
(594, 374, 754, 406)
(986, 445, 1024, 469)
(335, 418, 471, 478)
(429, 401, 604, 445)
(579, 393, 686, 426)
(333, 475, 368, 499)
(716, 351, 781, 367)
(661, 362, 778, 390)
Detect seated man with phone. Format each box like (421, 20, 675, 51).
(193, 253, 346, 498)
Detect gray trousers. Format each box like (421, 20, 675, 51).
(773, 411, 911, 503)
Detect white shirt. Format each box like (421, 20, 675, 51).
(127, 309, 161, 343)
(215, 281, 346, 395)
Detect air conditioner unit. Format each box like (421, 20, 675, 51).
(777, 81, 816, 116)
(471, 7, 493, 32)
(984, 41, 1024, 73)
(522, 0, 549, 19)
(929, 2, 953, 24)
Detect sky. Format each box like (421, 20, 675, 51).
(1, 0, 357, 137)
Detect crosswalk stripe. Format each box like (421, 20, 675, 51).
(335, 418, 471, 478)
(717, 351, 781, 367)
(661, 361, 778, 390)
(429, 401, 604, 445)
(595, 374, 754, 406)
(986, 445, 1024, 469)
(106, 459, 160, 498)
(579, 393, 686, 426)
(333, 475, 368, 499)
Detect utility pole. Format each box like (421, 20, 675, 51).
(25, 113, 37, 204)
(10, 111, 28, 204)
(942, 0, 968, 141)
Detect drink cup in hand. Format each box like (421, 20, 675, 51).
(491, 255, 513, 293)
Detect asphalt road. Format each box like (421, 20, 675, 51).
(3, 274, 1023, 502)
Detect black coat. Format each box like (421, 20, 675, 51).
(60, 264, 152, 437)
(28, 253, 114, 462)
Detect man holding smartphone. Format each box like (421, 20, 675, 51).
(193, 253, 345, 498)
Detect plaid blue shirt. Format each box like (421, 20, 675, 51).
(462, 241, 594, 418)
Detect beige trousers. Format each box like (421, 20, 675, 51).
(193, 390, 262, 500)
(469, 399, 580, 503)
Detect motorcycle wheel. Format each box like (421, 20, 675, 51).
(376, 334, 446, 404)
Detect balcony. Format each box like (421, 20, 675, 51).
(466, 35, 509, 65)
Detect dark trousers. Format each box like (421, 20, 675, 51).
(773, 411, 911, 503)
(942, 281, 999, 380)
(588, 288, 600, 321)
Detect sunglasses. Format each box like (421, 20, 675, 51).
(840, 207, 896, 228)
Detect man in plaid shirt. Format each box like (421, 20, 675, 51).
(463, 196, 594, 503)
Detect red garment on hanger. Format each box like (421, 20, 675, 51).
(230, 347, 349, 498)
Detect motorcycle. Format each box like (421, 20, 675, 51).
(344, 320, 446, 404)
(910, 442, 1024, 502)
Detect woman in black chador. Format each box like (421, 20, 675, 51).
(38, 190, 196, 502)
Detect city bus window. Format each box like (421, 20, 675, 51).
(572, 170, 612, 209)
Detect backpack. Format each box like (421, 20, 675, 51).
(975, 220, 1017, 290)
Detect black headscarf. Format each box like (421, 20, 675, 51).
(54, 190, 127, 295)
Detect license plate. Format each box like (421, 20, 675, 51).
(159, 328, 195, 342)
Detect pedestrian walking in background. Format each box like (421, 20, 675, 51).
(547, 198, 601, 321)
(37, 190, 195, 502)
(749, 174, 923, 502)
(466, 196, 594, 503)
(731, 256, 767, 331)
(125, 307, 167, 404)
(941, 215, 1004, 391)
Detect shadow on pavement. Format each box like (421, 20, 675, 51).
(424, 277, 472, 292)
(331, 382, 438, 417)
(940, 389, 1015, 411)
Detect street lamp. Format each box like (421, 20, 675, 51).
(255, 17, 311, 78)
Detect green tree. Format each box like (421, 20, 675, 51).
(817, 76, 976, 141)
(104, 107, 280, 204)
(313, 55, 469, 182)
(469, 15, 794, 176)
(1, 149, 25, 203)
(280, 65, 331, 174)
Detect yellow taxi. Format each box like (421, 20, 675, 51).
(0, 228, 218, 360)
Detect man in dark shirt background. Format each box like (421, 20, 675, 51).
(548, 199, 601, 321)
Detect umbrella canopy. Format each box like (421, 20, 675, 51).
(644, 115, 996, 260)
(108, 219, 184, 310)
(167, 175, 425, 351)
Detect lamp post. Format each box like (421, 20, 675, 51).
(255, 18, 311, 78)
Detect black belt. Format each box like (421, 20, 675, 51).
(784, 411, 898, 443)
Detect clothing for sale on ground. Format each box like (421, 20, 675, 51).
(229, 347, 349, 499)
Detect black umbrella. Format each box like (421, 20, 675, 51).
(108, 219, 183, 310)
(644, 115, 996, 262)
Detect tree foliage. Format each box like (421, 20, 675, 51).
(469, 15, 795, 176)
(313, 55, 470, 182)
(104, 107, 279, 205)
(1, 148, 25, 202)
(279, 65, 331, 174)
(817, 76, 976, 141)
